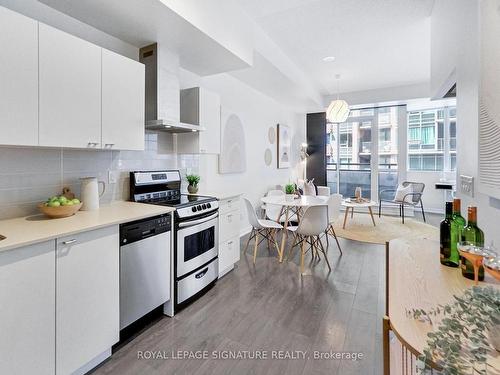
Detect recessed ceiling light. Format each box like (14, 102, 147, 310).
(322, 56, 336, 62)
(191, 129, 197, 132)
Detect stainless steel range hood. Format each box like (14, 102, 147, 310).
(140, 43, 205, 133)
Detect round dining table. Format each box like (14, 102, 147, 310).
(260, 194, 328, 262)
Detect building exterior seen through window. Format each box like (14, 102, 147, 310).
(326, 104, 457, 200)
(407, 107, 456, 171)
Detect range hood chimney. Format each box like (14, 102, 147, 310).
(140, 43, 204, 133)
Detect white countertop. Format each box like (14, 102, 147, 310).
(188, 191, 242, 200)
(0, 201, 175, 253)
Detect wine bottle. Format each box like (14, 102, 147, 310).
(461, 206, 485, 281)
(450, 199, 465, 267)
(440, 202, 456, 266)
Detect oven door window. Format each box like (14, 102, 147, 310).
(183, 226, 215, 262)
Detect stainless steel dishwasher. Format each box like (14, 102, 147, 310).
(119, 214, 171, 330)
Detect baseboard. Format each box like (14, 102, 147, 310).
(240, 225, 252, 237)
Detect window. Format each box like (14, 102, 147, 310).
(407, 106, 456, 171)
(327, 105, 404, 200)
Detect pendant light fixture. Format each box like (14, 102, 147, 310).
(326, 74, 350, 123)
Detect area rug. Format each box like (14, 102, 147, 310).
(332, 213, 438, 245)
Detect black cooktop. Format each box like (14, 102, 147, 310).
(140, 194, 216, 208)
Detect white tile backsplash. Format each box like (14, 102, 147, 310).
(0, 140, 198, 220)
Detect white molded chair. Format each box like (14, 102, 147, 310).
(264, 189, 285, 221)
(243, 198, 283, 264)
(317, 186, 331, 197)
(265, 189, 298, 223)
(286, 205, 331, 274)
(326, 194, 343, 255)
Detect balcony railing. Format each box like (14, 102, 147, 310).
(326, 163, 398, 199)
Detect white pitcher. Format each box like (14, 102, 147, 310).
(80, 177, 106, 211)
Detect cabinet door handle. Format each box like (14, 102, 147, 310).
(88, 142, 99, 147)
(105, 143, 115, 148)
(62, 239, 77, 245)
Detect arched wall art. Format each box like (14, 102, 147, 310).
(277, 123, 290, 169)
(219, 113, 247, 174)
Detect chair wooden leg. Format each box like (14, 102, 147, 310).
(379, 200, 382, 218)
(351, 208, 354, 218)
(318, 237, 331, 271)
(244, 229, 254, 254)
(300, 239, 306, 274)
(331, 226, 342, 255)
(253, 232, 259, 264)
(401, 204, 405, 224)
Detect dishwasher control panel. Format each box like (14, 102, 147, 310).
(120, 214, 171, 245)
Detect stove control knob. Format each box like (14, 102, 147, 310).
(192, 207, 197, 212)
(207, 203, 212, 208)
(202, 204, 207, 209)
(197, 205, 202, 211)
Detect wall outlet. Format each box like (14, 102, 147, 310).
(460, 175, 474, 197)
(108, 170, 119, 184)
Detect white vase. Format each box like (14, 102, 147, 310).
(285, 194, 295, 202)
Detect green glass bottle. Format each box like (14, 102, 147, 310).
(449, 199, 465, 267)
(440, 202, 456, 266)
(461, 206, 485, 281)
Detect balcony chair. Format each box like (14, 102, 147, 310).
(378, 182, 426, 224)
(243, 198, 283, 264)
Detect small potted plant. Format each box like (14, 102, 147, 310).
(284, 183, 296, 202)
(186, 174, 200, 194)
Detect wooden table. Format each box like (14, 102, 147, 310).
(341, 199, 377, 229)
(385, 237, 500, 374)
(260, 195, 328, 262)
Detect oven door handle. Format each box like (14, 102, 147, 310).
(178, 212, 219, 228)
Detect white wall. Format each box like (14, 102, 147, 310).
(179, 68, 305, 233)
(431, 0, 500, 245)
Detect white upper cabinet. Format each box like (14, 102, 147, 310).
(102, 49, 145, 150)
(39, 23, 102, 149)
(0, 7, 38, 146)
(56, 226, 119, 375)
(178, 87, 221, 154)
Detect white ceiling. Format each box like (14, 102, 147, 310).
(236, 0, 434, 95)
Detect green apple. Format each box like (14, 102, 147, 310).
(62, 200, 74, 206)
(48, 201, 61, 207)
(58, 196, 68, 203)
(71, 198, 80, 205)
(49, 196, 58, 202)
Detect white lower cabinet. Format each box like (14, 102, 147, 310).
(0, 241, 55, 375)
(56, 226, 120, 375)
(218, 196, 241, 277)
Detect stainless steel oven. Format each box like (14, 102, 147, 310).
(176, 212, 218, 278)
(175, 210, 219, 305)
(129, 170, 219, 310)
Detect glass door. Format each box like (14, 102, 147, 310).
(326, 105, 406, 201)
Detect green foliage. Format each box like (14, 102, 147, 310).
(407, 286, 500, 375)
(285, 183, 295, 194)
(186, 174, 200, 187)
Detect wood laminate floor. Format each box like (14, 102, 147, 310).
(91, 227, 397, 375)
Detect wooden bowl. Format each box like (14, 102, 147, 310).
(38, 202, 83, 218)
